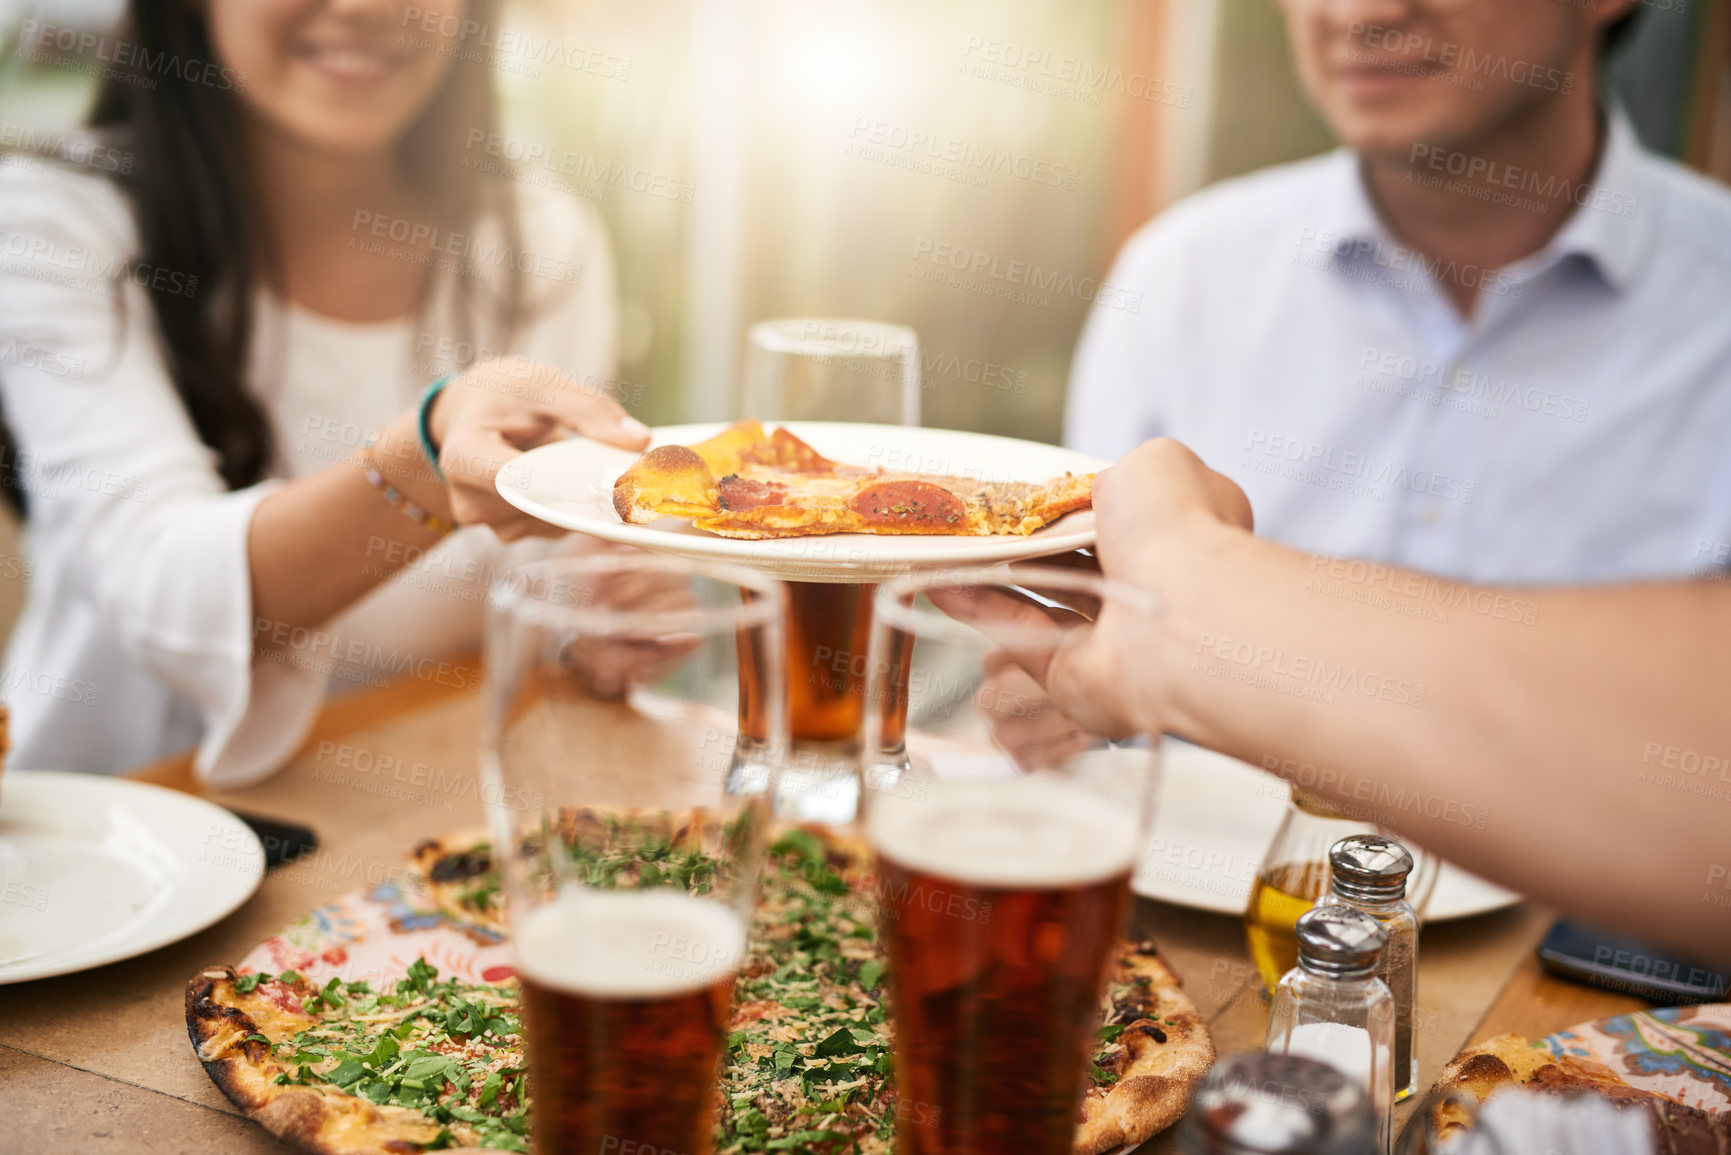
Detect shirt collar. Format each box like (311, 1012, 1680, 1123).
(1529, 106, 1654, 292)
(1313, 147, 1388, 253)
(1314, 107, 1656, 293)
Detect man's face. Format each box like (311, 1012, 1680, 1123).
(1276, 0, 1630, 160)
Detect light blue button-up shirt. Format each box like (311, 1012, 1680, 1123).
(1066, 113, 1731, 585)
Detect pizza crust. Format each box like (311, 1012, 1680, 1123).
(1075, 940, 1216, 1155)
(612, 444, 719, 524)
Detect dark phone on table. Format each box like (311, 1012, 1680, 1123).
(1537, 920, 1727, 1004)
(232, 811, 317, 870)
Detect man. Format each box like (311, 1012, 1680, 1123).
(1066, 0, 1731, 585)
(945, 437, 1730, 961)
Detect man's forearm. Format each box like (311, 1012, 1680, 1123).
(1134, 523, 1731, 959)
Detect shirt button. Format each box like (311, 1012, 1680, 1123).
(1418, 506, 1444, 528)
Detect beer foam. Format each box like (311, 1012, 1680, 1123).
(515, 887, 747, 998)
(867, 776, 1139, 888)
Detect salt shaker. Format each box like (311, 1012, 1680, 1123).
(1179, 1051, 1378, 1154)
(1319, 835, 1419, 1101)
(1266, 905, 1395, 1153)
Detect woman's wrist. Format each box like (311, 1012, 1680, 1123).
(371, 411, 456, 525)
(417, 375, 455, 479)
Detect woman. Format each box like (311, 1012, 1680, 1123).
(0, 0, 647, 783)
(955, 439, 1729, 960)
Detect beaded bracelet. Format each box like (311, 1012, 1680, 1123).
(361, 432, 455, 537)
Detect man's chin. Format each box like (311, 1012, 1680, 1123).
(1326, 105, 1471, 168)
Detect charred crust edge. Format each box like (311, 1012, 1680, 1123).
(186, 966, 274, 1112)
(1455, 1052, 1515, 1083)
(187, 966, 413, 1154)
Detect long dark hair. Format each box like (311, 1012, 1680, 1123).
(0, 0, 528, 513)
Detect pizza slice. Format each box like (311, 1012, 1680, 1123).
(1078, 940, 1216, 1155)
(611, 420, 1093, 539)
(186, 961, 528, 1154)
(1427, 1032, 1731, 1154)
(407, 809, 714, 939)
(410, 831, 503, 934)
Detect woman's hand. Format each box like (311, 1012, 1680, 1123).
(414, 355, 651, 541)
(554, 540, 703, 700)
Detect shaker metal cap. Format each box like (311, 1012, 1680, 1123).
(1294, 904, 1388, 978)
(1183, 1052, 1377, 1154)
(1329, 835, 1414, 904)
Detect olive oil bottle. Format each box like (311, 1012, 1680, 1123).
(1244, 789, 1434, 997)
(1246, 858, 1330, 994)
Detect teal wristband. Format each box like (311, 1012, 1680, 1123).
(416, 375, 454, 483)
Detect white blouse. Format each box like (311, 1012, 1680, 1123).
(0, 159, 619, 786)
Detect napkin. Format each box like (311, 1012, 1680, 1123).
(1438, 1089, 1655, 1155)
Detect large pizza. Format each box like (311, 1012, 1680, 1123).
(187, 825, 1212, 1155)
(611, 420, 1094, 539)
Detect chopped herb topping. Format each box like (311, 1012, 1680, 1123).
(234, 828, 1142, 1154)
(240, 965, 529, 1152)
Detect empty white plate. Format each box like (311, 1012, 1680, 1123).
(1135, 741, 1521, 921)
(0, 770, 263, 983)
(495, 421, 1104, 582)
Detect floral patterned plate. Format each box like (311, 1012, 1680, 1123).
(1541, 1004, 1731, 1113)
(235, 875, 512, 988)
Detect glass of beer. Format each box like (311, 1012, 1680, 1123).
(737, 317, 922, 824)
(735, 577, 880, 825)
(862, 565, 1163, 1155)
(481, 553, 785, 1155)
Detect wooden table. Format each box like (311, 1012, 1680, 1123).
(0, 672, 1652, 1153)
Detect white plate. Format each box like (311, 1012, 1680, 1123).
(495, 422, 1105, 582)
(0, 770, 263, 983)
(1136, 741, 1521, 921)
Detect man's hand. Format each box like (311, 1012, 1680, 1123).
(931, 438, 1253, 741)
(1092, 437, 1252, 573)
(975, 649, 1097, 769)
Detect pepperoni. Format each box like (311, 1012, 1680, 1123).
(718, 474, 790, 510)
(848, 481, 965, 528)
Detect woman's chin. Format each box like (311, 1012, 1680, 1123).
(259, 108, 420, 160)
(242, 66, 445, 158)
